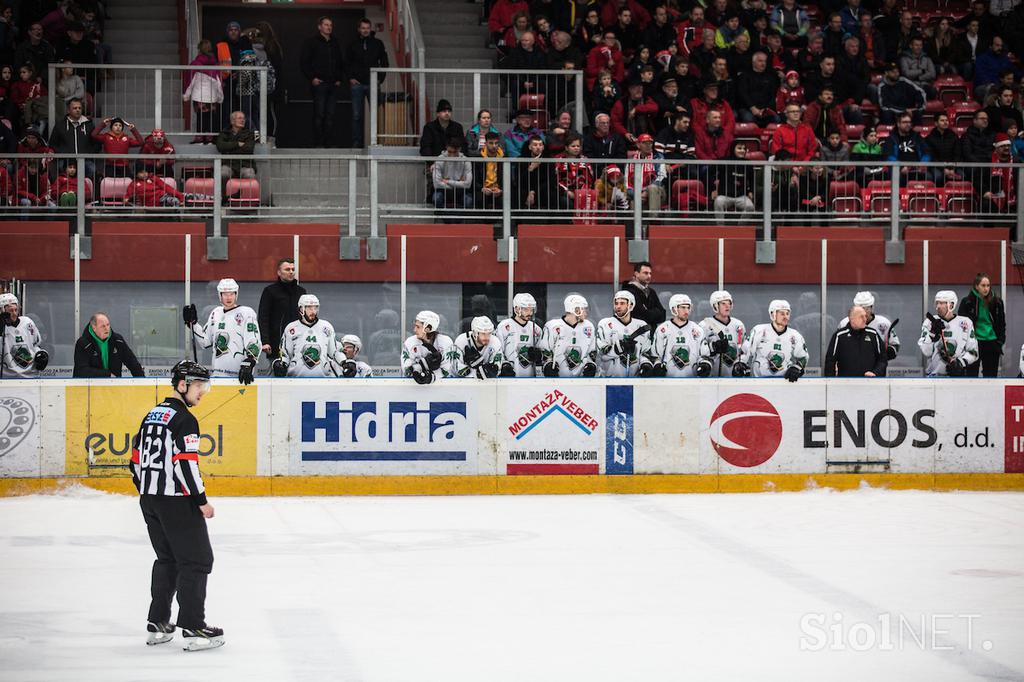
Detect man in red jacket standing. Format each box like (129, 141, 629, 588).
(610, 80, 658, 143)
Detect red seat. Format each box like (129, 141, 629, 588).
(921, 99, 945, 126)
(760, 123, 779, 150)
(518, 94, 545, 110)
(875, 124, 892, 140)
(829, 180, 862, 214)
(914, 125, 933, 138)
(935, 75, 971, 107)
(531, 111, 548, 129)
(671, 179, 707, 211)
(865, 180, 891, 213)
(943, 181, 975, 213)
(226, 178, 260, 208)
(100, 177, 130, 206)
(859, 101, 879, 127)
(906, 188, 941, 214)
(947, 101, 981, 127)
(745, 150, 766, 161)
(734, 122, 761, 150)
(845, 124, 865, 140)
(183, 177, 215, 207)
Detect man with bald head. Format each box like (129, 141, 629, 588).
(824, 305, 887, 377)
(73, 312, 146, 377)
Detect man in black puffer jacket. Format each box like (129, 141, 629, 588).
(925, 112, 961, 186)
(258, 258, 307, 362)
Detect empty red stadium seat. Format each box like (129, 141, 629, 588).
(935, 75, 970, 106)
(875, 125, 892, 140)
(734, 122, 761, 151)
(948, 101, 980, 127)
(906, 188, 941, 214)
(858, 101, 879, 127)
(865, 180, 891, 213)
(921, 99, 945, 125)
(845, 124, 865, 140)
(745, 150, 766, 161)
(943, 181, 975, 213)
(518, 94, 545, 110)
(829, 180, 862, 214)
(226, 179, 260, 208)
(183, 177, 215, 207)
(100, 177, 130, 206)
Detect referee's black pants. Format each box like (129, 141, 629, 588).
(140, 495, 214, 629)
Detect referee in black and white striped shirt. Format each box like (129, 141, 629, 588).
(131, 360, 224, 651)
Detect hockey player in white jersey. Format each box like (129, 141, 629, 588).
(0, 293, 47, 376)
(453, 316, 504, 379)
(649, 294, 711, 377)
(402, 310, 456, 384)
(838, 291, 900, 361)
(183, 278, 260, 384)
(699, 290, 750, 377)
(747, 299, 809, 381)
(338, 334, 373, 377)
(541, 294, 599, 377)
(595, 291, 653, 377)
(273, 295, 343, 377)
(495, 293, 544, 377)
(918, 290, 978, 376)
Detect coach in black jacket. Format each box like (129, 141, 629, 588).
(824, 305, 888, 377)
(621, 261, 666, 332)
(258, 258, 307, 360)
(73, 313, 145, 378)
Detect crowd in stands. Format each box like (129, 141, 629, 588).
(420, 0, 1022, 219)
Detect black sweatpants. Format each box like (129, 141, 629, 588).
(965, 339, 1002, 377)
(140, 495, 214, 629)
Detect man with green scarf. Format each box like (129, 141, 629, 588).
(73, 312, 145, 378)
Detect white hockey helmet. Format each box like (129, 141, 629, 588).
(471, 316, 494, 337)
(853, 291, 875, 308)
(341, 334, 362, 352)
(768, 299, 791, 316)
(415, 310, 440, 332)
(298, 294, 320, 311)
(564, 294, 588, 316)
(512, 293, 537, 312)
(669, 294, 692, 314)
(217, 278, 239, 294)
(0, 293, 18, 308)
(709, 290, 732, 311)
(613, 290, 636, 311)
(934, 290, 957, 308)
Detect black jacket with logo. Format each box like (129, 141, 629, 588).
(824, 324, 888, 377)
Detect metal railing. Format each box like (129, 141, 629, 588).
(370, 68, 586, 147)
(46, 63, 270, 142)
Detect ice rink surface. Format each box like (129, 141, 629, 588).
(1, 487, 1022, 682)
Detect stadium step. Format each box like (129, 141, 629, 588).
(104, 0, 179, 66)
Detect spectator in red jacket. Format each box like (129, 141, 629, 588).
(772, 104, 818, 161)
(674, 5, 716, 56)
(585, 31, 625, 90)
(694, 109, 735, 159)
(610, 80, 659, 143)
(17, 159, 53, 207)
(801, 86, 847, 143)
(138, 128, 176, 177)
(50, 159, 92, 206)
(0, 164, 10, 205)
(92, 117, 144, 178)
(125, 165, 186, 208)
(690, 81, 735, 136)
(489, 0, 529, 45)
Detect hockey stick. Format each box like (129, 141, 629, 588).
(884, 317, 899, 356)
(925, 313, 951, 363)
(618, 323, 651, 373)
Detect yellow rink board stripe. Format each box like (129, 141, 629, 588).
(2, 474, 1024, 497)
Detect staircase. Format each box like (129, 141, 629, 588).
(417, 0, 494, 71)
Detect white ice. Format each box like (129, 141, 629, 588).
(1, 487, 1023, 681)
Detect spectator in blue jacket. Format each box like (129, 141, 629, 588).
(974, 36, 1021, 101)
(503, 109, 544, 158)
(883, 112, 931, 181)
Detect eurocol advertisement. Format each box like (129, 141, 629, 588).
(290, 386, 479, 475)
(502, 385, 634, 475)
(697, 381, 1007, 474)
(65, 384, 257, 476)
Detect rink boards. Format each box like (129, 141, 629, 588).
(2, 378, 1024, 495)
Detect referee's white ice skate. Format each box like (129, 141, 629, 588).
(145, 621, 175, 645)
(180, 625, 224, 651)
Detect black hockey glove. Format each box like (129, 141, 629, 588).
(238, 357, 255, 385)
(652, 362, 667, 377)
(32, 349, 49, 371)
(422, 345, 442, 372)
(711, 334, 730, 355)
(620, 338, 637, 356)
(694, 360, 713, 378)
(946, 359, 965, 377)
(412, 368, 434, 385)
(784, 365, 803, 382)
(271, 358, 288, 377)
(182, 303, 198, 325)
(0, 311, 10, 326)
(731, 361, 751, 378)
(341, 360, 358, 378)
(498, 362, 515, 377)
(581, 362, 598, 377)
(542, 362, 559, 377)
(886, 346, 898, 361)
(927, 314, 944, 341)
(638, 363, 656, 377)
(526, 347, 544, 365)
(481, 362, 499, 379)
(462, 344, 482, 367)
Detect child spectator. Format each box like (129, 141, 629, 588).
(184, 39, 222, 144)
(17, 159, 53, 207)
(555, 133, 594, 210)
(850, 125, 886, 184)
(55, 60, 85, 103)
(591, 70, 620, 114)
(477, 131, 505, 209)
(125, 165, 185, 207)
(595, 164, 630, 210)
(10, 63, 47, 134)
(138, 128, 176, 177)
(775, 70, 804, 112)
(818, 130, 851, 179)
(1005, 122, 1024, 162)
(92, 117, 144, 178)
(50, 159, 92, 206)
(16, 127, 52, 169)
